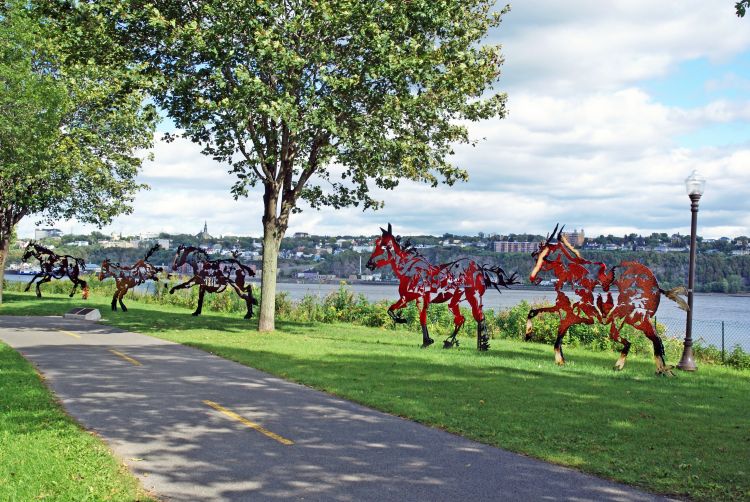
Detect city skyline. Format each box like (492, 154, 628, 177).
(17, 1, 750, 240)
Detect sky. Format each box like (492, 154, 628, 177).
(18, 1, 750, 240)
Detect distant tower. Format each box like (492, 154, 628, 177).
(196, 221, 212, 240)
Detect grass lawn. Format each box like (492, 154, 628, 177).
(0, 332, 154, 500)
(2, 290, 749, 501)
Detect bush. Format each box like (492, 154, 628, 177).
(5, 277, 747, 370)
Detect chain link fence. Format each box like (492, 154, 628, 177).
(655, 316, 750, 362)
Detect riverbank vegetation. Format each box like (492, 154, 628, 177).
(5, 277, 748, 370)
(1, 289, 748, 500)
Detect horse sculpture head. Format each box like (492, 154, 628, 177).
(171, 244, 188, 270)
(21, 242, 36, 262)
(529, 223, 564, 284)
(366, 223, 402, 271)
(98, 258, 112, 281)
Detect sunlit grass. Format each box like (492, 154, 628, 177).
(2, 290, 749, 501)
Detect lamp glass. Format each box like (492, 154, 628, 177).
(685, 170, 706, 196)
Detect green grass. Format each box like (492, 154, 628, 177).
(2, 291, 750, 501)
(0, 332, 154, 500)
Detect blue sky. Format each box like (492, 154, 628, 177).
(18, 1, 750, 240)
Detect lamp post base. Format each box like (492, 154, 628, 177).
(677, 347, 697, 371)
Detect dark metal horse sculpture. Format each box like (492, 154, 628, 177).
(170, 245, 258, 318)
(526, 224, 689, 375)
(21, 242, 89, 299)
(366, 224, 519, 350)
(98, 244, 166, 312)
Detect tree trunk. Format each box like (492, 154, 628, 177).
(258, 222, 282, 331)
(0, 237, 8, 305)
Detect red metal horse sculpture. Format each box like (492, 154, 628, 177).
(21, 242, 89, 299)
(366, 224, 519, 350)
(170, 245, 258, 319)
(526, 224, 688, 375)
(98, 244, 166, 312)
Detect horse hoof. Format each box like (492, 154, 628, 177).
(613, 365, 623, 372)
(443, 341, 454, 349)
(421, 339, 434, 349)
(192, 312, 200, 316)
(394, 318, 407, 324)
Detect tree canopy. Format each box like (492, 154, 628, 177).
(0, 1, 158, 303)
(63, 0, 509, 329)
(737, 1, 749, 17)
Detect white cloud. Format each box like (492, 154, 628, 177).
(15, 1, 750, 241)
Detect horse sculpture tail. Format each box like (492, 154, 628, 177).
(480, 264, 520, 292)
(660, 286, 689, 312)
(75, 257, 86, 271)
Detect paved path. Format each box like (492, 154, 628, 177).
(0, 316, 674, 501)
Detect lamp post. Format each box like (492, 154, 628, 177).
(677, 170, 705, 371)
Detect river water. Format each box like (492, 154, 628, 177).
(6, 274, 748, 351)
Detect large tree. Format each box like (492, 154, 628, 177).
(80, 0, 509, 330)
(0, 2, 157, 304)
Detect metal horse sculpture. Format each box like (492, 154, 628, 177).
(526, 224, 689, 375)
(98, 244, 166, 312)
(169, 245, 258, 319)
(366, 224, 519, 350)
(21, 242, 89, 299)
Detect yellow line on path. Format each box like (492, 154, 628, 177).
(203, 400, 294, 446)
(108, 349, 142, 366)
(59, 330, 81, 339)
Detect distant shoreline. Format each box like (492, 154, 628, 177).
(5, 269, 750, 296)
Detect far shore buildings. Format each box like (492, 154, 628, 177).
(494, 228, 585, 254)
(493, 241, 538, 253)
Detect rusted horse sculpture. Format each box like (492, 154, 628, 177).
(170, 245, 258, 318)
(367, 224, 519, 350)
(21, 242, 89, 299)
(98, 244, 166, 312)
(526, 224, 689, 374)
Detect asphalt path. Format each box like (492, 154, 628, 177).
(0, 316, 675, 501)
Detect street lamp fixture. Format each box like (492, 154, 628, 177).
(677, 170, 705, 371)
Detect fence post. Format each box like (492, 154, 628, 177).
(721, 321, 725, 363)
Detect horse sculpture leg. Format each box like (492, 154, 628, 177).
(118, 288, 128, 312)
(111, 291, 119, 311)
(465, 290, 489, 351)
(525, 305, 559, 341)
(443, 300, 465, 349)
(24, 273, 44, 296)
(69, 277, 87, 298)
(387, 297, 409, 324)
(419, 296, 434, 348)
(610, 324, 631, 371)
(35, 275, 52, 298)
(193, 287, 206, 316)
(638, 319, 674, 376)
